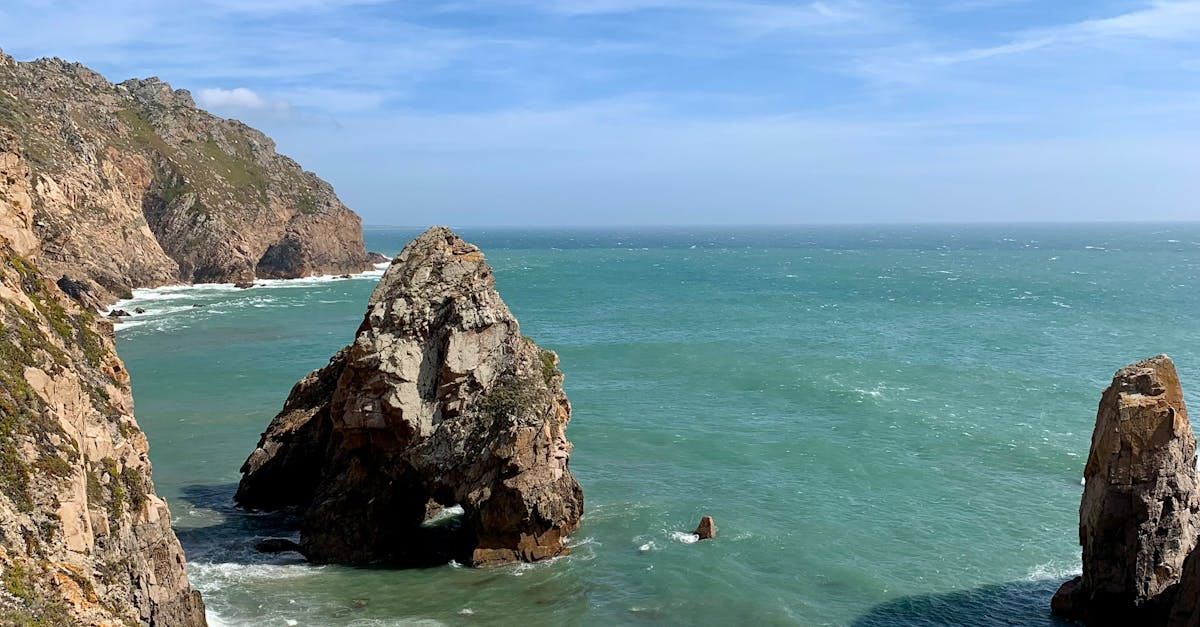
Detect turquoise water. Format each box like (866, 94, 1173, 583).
(114, 224, 1200, 626)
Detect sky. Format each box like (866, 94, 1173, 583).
(1, 0, 1198, 225)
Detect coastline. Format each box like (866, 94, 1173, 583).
(102, 260, 393, 329)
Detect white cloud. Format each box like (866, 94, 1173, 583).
(196, 87, 291, 113)
(927, 0, 1200, 66)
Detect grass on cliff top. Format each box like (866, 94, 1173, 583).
(198, 138, 268, 200)
(117, 106, 271, 211)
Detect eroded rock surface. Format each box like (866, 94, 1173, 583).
(0, 187, 204, 623)
(0, 48, 369, 306)
(237, 226, 583, 567)
(1053, 355, 1199, 624)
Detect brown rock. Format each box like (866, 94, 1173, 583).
(366, 251, 390, 265)
(694, 516, 717, 540)
(237, 226, 583, 567)
(1168, 545, 1200, 626)
(1053, 355, 1199, 624)
(0, 233, 205, 624)
(234, 281, 255, 289)
(0, 48, 370, 305)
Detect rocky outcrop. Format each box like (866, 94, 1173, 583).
(1053, 355, 1199, 624)
(694, 516, 717, 540)
(1169, 546, 1200, 626)
(0, 186, 204, 623)
(0, 49, 370, 306)
(236, 227, 583, 567)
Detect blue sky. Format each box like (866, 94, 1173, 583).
(1, 1, 1198, 225)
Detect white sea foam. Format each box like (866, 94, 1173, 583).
(111, 319, 151, 329)
(204, 610, 232, 627)
(567, 536, 598, 548)
(105, 265, 388, 331)
(422, 504, 465, 526)
(671, 531, 700, 544)
(1025, 562, 1080, 581)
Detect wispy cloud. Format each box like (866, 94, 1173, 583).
(927, 0, 1200, 66)
(196, 87, 290, 112)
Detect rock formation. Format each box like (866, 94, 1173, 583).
(1053, 355, 1199, 624)
(0, 48, 370, 307)
(694, 516, 717, 540)
(236, 227, 583, 567)
(1169, 546, 1200, 626)
(0, 163, 205, 623)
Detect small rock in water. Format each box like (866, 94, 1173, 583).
(352, 598, 368, 609)
(191, 303, 204, 308)
(254, 538, 304, 555)
(134, 307, 146, 314)
(234, 281, 255, 289)
(108, 309, 130, 318)
(338, 273, 352, 279)
(694, 516, 717, 540)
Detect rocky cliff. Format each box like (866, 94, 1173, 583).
(0, 149, 205, 624)
(1053, 355, 1200, 625)
(236, 227, 583, 567)
(0, 49, 370, 307)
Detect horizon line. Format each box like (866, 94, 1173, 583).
(363, 219, 1200, 229)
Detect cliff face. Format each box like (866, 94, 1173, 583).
(1053, 355, 1200, 625)
(237, 227, 583, 567)
(0, 154, 204, 624)
(0, 49, 370, 306)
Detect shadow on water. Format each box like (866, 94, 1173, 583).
(852, 580, 1074, 627)
(173, 483, 304, 565)
(173, 483, 471, 569)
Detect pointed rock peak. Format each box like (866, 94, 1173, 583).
(237, 229, 582, 568)
(368, 226, 492, 307)
(1110, 354, 1179, 398)
(1053, 354, 1199, 623)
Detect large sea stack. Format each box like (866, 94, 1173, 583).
(236, 226, 583, 567)
(0, 49, 370, 307)
(0, 143, 205, 624)
(1053, 355, 1200, 624)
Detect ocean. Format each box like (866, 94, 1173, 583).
(111, 224, 1200, 626)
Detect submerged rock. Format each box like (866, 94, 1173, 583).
(1053, 355, 1199, 624)
(255, 538, 305, 555)
(694, 516, 717, 540)
(237, 226, 583, 567)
